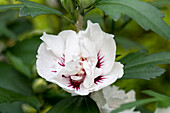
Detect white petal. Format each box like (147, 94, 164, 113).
(79, 20, 116, 75)
(64, 34, 80, 63)
(90, 62, 124, 92)
(82, 62, 94, 88)
(36, 43, 62, 81)
(90, 90, 106, 111)
(98, 36, 116, 75)
(40, 32, 65, 58)
(71, 76, 83, 81)
(79, 35, 97, 59)
(154, 107, 170, 113)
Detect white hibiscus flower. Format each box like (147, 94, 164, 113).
(91, 85, 140, 113)
(36, 20, 124, 95)
(154, 106, 170, 113)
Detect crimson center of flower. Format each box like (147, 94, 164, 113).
(53, 51, 106, 91)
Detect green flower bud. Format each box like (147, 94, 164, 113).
(78, 0, 96, 9)
(60, 0, 76, 13)
(32, 78, 47, 93)
(22, 104, 37, 113)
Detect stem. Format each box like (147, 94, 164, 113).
(75, 8, 84, 32)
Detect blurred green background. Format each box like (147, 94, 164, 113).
(0, 0, 170, 113)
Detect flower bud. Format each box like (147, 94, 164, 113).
(22, 104, 37, 113)
(32, 78, 47, 93)
(60, 0, 76, 13)
(78, 0, 96, 9)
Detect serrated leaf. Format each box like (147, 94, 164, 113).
(18, 0, 63, 17)
(111, 98, 158, 113)
(6, 52, 31, 78)
(125, 51, 170, 68)
(122, 65, 165, 80)
(0, 87, 40, 110)
(47, 96, 100, 113)
(120, 50, 170, 79)
(95, 0, 170, 40)
(0, 4, 24, 11)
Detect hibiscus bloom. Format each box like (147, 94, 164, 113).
(91, 85, 140, 113)
(36, 20, 124, 95)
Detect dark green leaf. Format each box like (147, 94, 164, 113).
(120, 50, 170, 79)
(0, 62, 32, 95)
(111, 98, 158, 113)
(0, 102, 23, 113)
(0, 87, 40, 110)
(18, 0, 63, 17)
(115, 36, 145, 50)
(125, 51, 170, 69)
(8, 37, 41, 65)
(6, 52, 31, 78)
(122, 65, 165, 80)
(95, 0, 170, 40)
(47, 96, 100, 113)
(0, 4, 24, 11)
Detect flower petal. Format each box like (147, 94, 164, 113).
(36, 43, 62, 81)
(40, 32, 65, 58)
(155, 107, 170, 113)
(79, 20, 116, 75)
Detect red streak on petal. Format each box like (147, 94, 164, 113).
(94, 76, 106, 84)
(96, 51, 104, 68)
(52, 71, 57, 73)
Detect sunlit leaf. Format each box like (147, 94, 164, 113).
(18, 0, 63, 17)
(0, 4, 24, 11)
(95, 0, 170, 40)
(47, 96, 100, 113)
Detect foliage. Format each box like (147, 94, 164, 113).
(0, 0, 170, 112)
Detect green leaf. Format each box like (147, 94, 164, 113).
(143, 90, 170, 107)
(122, 65, 165, 80)
(115, 36, 145, 50)
(18, 0, 63, 17)
(95, 0, 170, 40)
(125, 51, 170, 68)
(6, 52, 31, 78)
(47, 96, 100, 113)
(0, 4, 24, 11)
(120, 50, 170, 79)
(0, 87, 40, 110)
(8, 37, 41, 65)
(151, 0, 170, 7)
(0, 62, 32, 95)
(111, 98, 158, 113)
(0, 102, 23, 113)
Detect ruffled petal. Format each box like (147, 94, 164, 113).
(79, 20, 116, 75)
(36, 43, 63, 81)
(40, 32, 65, 58)
(155, 107, 170, 113)
(64, 33, 80, 63)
